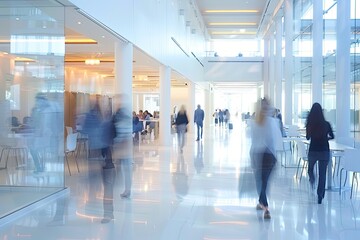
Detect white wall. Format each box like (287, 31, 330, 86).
(171, 86, 189, 114)
(204, 57, 263, 82)
(68, 0, 205, 85)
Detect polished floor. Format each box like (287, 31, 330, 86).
(0, 120, 359, 239)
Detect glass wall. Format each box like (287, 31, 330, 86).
(323, 0, 337, 128)
(350, 0, 360, 140)
(291, 0, 360, 141)
(0, 1, 65, 217)
(293, 0, 313, 126)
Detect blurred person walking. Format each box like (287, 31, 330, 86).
(82, 99, 103, 153)
(249, 97, 282, 219)
(29, 93, 62, 173)
(101, 167, 116, 223)
(112, 95, 133, 198)
(101, 108, 116, 169)
(175, 105, 189, 153)
(213, 109, 219, 126)
(306, 102, 334, 204)
(194, 104, 204, 141)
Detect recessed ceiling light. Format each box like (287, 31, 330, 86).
(85, 59, 100, 65)
(205, 10, 258, 13)
(208, 22, 256, 26)
(211, 31, 256, 35)
(77, 21, 82, 24)
(101, 36, 105, 38)
(15, 17, 19, 20)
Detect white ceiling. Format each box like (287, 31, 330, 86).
(0, 0, 275, 90)
(195, 0, 269, 40)
(63, 0, 276, 88)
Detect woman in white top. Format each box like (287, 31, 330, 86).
(249, 98, 282, 220)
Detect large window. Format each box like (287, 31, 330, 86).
(293, 0, 313, 126)
(323, 0, 337, 128)
(350, 0, 360, 140)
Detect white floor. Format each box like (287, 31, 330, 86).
(0, 121, 359, 239)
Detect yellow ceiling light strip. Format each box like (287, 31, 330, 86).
(205, 10, 258, 13)
(208, 22, 257, 26)
(211, 31, 257, 35)
(65, 38, 97, 44)
(0, 38, 97, 44)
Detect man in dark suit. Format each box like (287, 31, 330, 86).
(194, 104, 205, 141)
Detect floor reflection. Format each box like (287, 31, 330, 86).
(0, 124, 360, 239)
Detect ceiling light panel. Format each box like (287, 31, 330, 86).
(211, 31, 257, 35)
(204, 10, 258, 14)
(208, 22, 257, 26)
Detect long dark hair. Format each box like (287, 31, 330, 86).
(306, 102, 326, 137)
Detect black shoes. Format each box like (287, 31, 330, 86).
(318, 196, 323, 204)
(264, 210, 271, 219)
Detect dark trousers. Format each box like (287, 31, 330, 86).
(196, 122, 203, 140)
(308, 151, 330, 199)
(102, 146, 114, 166)
(255, 152, 276, 207)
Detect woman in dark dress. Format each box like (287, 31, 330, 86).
(306, 103, 334, 204)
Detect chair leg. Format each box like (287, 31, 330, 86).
(340, 168, 344, 195)
(351, 173, 355, 199)
(300, 161, 307, 181)
(4, 148, 10, 169)
(65, 154, 71, 176)
(73, 152, 80, 173)
(354, 173, 358, 198)
(296, 157, 302, 178)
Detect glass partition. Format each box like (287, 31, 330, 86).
(0, 1, 65, 217)
(351, 0, 360, 141)
(293, 0, 313, 126)
(323, 1, 337, 130)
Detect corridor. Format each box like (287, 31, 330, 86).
(0, 121, 357, 240)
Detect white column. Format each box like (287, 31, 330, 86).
(269, 35, 275, 102)
(114, 41, 133, 161)
(284, 0, 293, 125)
(114, 42, 133, 100)
(312, 0, 323, 104)
(275, 16, 283, 109)
(159, 65, 171, 146)
(336, 0, 351, 143)
(0, 58, 11, 100)
(205, 88, 212, 128)
(187, 82, 195, 134)
(263, 37, 270, 98)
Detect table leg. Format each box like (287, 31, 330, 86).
(327, 153, 333, 189)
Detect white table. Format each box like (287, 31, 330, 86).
(328, 141, 354, 189)
(304, 139, 353, 189)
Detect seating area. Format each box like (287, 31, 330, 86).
(279, 125, 359, 200)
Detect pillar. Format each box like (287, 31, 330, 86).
(275, 15, 283, 109)
(284, 0, 294, 125)
(159, 65, 171, 146)
(336, 0, 351, 143)
(312, 0, 323, 104)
